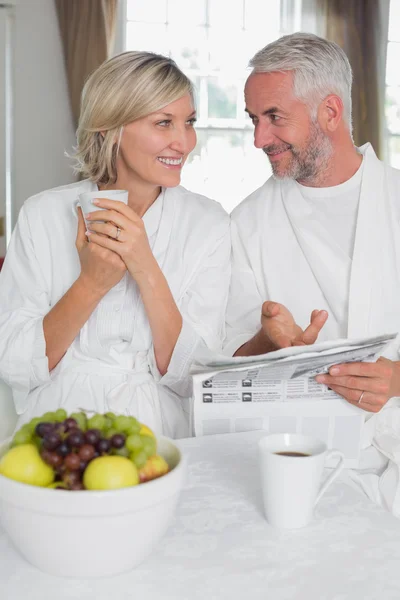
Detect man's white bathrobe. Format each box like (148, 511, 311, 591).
(225, 143, 400, 516)
(0, 180, 230, 438)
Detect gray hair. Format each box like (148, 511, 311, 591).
(249, 33, 353, 131)
(74, 51, 194, 185)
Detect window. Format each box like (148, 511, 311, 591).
(120, 0, 301, 211)
(386, 0, 400, 168)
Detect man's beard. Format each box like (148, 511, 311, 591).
(263, 121, 333, 185)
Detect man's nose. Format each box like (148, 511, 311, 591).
(254, 121, 275, 149)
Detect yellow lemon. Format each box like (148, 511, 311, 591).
(0, 444, 54, 487)
(139, 424, 155, 438)
(83, 456, 139, 490)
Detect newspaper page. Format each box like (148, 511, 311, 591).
(191, 333, 397, 468)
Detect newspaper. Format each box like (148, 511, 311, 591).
(191, 333, 398, 468)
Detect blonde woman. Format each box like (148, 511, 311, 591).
(0, 52, 230, 438)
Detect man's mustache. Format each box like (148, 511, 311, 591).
(262, 144, 292, 155)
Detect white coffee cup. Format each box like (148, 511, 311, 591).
(77, 190, 128, 227)
(258, 433, 344, 529)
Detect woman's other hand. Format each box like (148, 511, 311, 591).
(76, 206, 127, 295)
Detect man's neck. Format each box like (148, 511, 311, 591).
(297, 144, 363, 188)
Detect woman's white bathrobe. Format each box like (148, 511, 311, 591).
(225, 143, 400, 516)
(0, 180, 231, 438)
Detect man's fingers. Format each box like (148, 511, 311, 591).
(302, 310, 328, 344)
(261, 301, 281, 318)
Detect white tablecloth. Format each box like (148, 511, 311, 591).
(1, 430, 400, 599)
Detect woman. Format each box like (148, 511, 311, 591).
(0, 52, 230, 438)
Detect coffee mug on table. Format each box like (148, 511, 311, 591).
(258, 433, 344, 529)
(77, 190, 129, 228)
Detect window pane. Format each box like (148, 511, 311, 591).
(209, 0, 244, 29)
(386, 86, 400, 134)
(208, 77, 238, 119)
(245, 0, 280, 32)
(389, 0, 400, 42)
(386, 42, 400, 86)
(126, 22, 168, 55)
(388, 136, 400, 169)
(168, 0, 206, 26)
(209, 29, 248, 72)
(169, 26, 208, 71)
(182, 129, 270, 212)
(127, 0, 167, 23)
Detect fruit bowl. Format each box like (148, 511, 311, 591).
(0, 436, 186, 577)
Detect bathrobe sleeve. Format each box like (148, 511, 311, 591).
(0, 205, 51, 411)
(149, 219, 231, 398)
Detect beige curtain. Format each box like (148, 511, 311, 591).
(55, 0, 119, 128)
(318, 0, 389, 158)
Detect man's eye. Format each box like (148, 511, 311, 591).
(270, 114, 281, 122)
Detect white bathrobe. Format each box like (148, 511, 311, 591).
(0, 180, 231, 439)
(226, 143, 400, 516)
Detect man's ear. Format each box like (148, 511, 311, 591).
(318, 94, 343, 133)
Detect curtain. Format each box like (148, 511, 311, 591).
(55, 0, 119, 129)
(317, 0, 390, 158)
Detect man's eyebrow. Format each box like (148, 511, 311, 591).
(245, 107, 283, 116)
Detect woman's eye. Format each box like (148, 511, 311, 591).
(157, 120, 171, 127)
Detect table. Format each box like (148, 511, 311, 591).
(1, 430, 400, 600)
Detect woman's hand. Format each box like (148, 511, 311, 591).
(85, 198, 158, 282)
(76, 207, 126, 296)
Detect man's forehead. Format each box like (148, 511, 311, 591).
(245, 71, 293, 109)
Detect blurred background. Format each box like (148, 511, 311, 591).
(0, 0, 396, 262)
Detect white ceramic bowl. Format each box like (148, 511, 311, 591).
(0, 436, 186, 577)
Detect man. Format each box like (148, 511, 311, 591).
(225, 33, 400, 515)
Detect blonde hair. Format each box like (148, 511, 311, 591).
(74, 51, 194, 184)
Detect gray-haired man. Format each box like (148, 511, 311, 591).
(225, 33, 400, 516)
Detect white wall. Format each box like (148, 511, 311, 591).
(12, 0, 76, 217)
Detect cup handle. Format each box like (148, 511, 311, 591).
(314, 449, 345, 506)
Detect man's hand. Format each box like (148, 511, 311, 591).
(261, 301, 328, 350)
(315, 358, 400, 413)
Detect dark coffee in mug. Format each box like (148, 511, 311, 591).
(274, 451, 310, 457)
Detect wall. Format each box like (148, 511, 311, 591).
(12, 0, 76, 218)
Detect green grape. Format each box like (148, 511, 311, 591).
(141, 434, 157, 458)
(27, 417, 42, 434)
(113, 446, 129, 457)
(87, 414, 107, 431)
(130, 449, 147, 469)
(55, 408, 67, 422)
(126, 433, 142, 452)
(105, 412, 117, 421)
(12, 425, 32, 446)
(103, 416, 113, 432)
(70, 412, 87, 432)
(105, 428, 118, 439)
(31, 434, 42, 448)
(125, 417, 141, 435)
(113, 415, 132, 433)
(42, 411, 57, 423)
